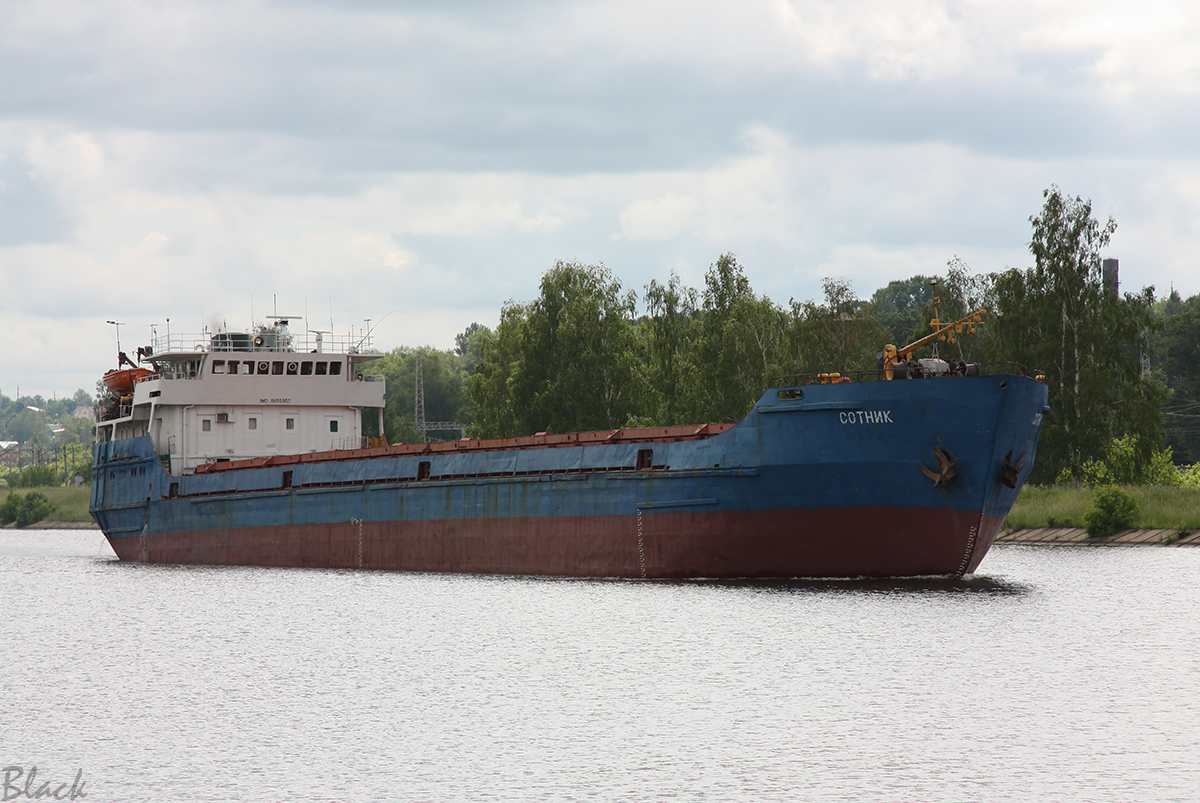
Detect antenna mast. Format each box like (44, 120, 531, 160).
(105, 320, 125, 362)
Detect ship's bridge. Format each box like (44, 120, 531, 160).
(97, 325, 387, 475)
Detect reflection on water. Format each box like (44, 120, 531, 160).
(673, 575, 1030, 595)
(4, 532, 1198, 802)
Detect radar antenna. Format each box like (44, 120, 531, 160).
(309, 329, 331, 354)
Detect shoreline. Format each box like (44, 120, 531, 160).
(2, 520, 100, 530)
(997, 528, 1200, 546)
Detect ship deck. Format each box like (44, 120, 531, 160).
(193, 422, 735, 474)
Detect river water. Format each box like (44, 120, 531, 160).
(2, 530, 1197, 802)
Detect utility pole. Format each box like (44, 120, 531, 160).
(414, 351, 426, 440)
(414, 351, 466, 443)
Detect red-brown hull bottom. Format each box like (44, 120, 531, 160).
(107, 507, 1009, 578)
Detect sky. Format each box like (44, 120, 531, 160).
(3, 0, 1200, 400)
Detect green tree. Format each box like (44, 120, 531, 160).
(53, 416, 95, 448)
(870, 274, 936, 348)
(16, 491, 54, 527)
(870, 260, 996, 363)
(0, 492, 18, 524)
(470, 302, 535, 437)
(788, 278, 889, 376)
(934, 257, 999, 364)
(0, 490, 54, 527)
(1084, 485, 1139, 538)
(1081, 435, 1181, 486)
(452, 322, 492, 379)
(1153, 292, 1200, 463)
(471, 261, 645, 437)
(61, 442, 92, 485)
(684, 253, 789, 423)
(454, 322, 484, 356)
(13, 465, 57, 487)
(643, 272, 698, 426)
(371, 346, 472, 443)
(2, 406, 51, 445)
(990, 186, 1164, 483)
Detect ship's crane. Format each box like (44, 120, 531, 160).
(879, 281, 986, 380)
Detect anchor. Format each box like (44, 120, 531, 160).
(919, 447, 957, 488)
(998, 449, 1026, 489)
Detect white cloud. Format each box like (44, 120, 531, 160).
(25, 132, 105, 185)
(617, 195, 698, 240)
(137, 231, 167, 252)
(1018, 1, 1200, 97)
(4, 0, 1200, 398)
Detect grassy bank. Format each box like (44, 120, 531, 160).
(1008, 485, 1200, 531)
(0, 486, 93, 523)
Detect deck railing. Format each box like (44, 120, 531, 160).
(143, 329, 370, 357)
(97, 403, 132, 422)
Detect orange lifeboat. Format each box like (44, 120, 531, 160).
(102, 367, 155, 396)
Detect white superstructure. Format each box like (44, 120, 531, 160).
(96, 323, 386, 475)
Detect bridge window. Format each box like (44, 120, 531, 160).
(211, 360, 225, 374)
(329, 362, 342, 376)
(300, 361, 313, 376)
(286, 362, 298, 375)
(272, 361, 284, 375)
(315, 362, 327, 375)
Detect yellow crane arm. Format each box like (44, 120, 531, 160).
(881, 308, 986, 379)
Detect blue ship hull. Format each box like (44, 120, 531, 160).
(91, 375, 1048, 578)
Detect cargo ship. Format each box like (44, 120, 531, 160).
(91, 311, 1048, 578)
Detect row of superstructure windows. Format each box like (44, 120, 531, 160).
(209, 359, 343, 377)
(199, 417, 337, 432)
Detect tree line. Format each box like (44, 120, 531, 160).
(370, 186, 1200, 487)
(0, 389, 93, 445)
(369, 256, 889, 443)
(0, 391, 95, 486)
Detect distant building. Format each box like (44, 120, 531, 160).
(74, 406, 97, 422)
